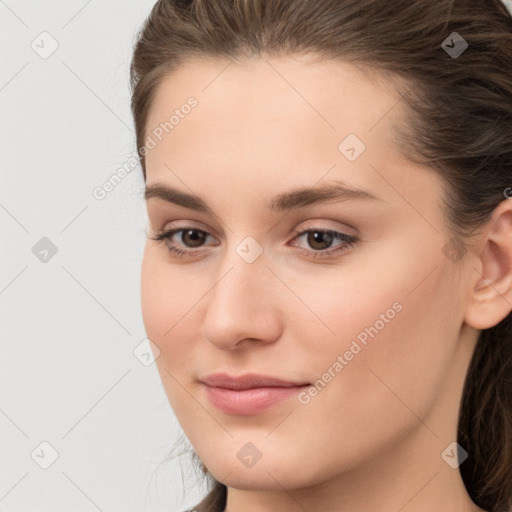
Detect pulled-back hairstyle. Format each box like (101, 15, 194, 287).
(129, 1, 512, 510)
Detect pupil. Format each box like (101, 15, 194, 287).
(309, 231, 333, 250)
(184, 229, 205, 247)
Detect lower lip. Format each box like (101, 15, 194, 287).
(203, 384, 309, 415)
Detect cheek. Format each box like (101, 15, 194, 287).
(140, 251, 167, 342)
(140, 249, 202, 419)
(140, 249, 194, 371)
(306, 254, 460, 436)
(292, 229, 454, 375)
(140, 247, 198, 341)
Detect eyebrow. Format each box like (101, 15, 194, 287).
(144, 180, 381, 214)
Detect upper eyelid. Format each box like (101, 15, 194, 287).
(154, 216, 357, 234)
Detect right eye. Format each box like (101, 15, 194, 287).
(149, 227, 218, 258)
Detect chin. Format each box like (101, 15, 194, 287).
(201, 451, 326, 491)
(211, 465, 300, 491)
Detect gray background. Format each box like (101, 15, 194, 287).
(1, 1, 207, 510)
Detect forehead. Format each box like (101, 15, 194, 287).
(145, 55, 408, 162)
(143, 55, 437, 213)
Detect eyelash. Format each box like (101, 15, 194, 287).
(149, 226, 359, 260)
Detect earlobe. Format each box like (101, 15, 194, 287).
(464, 201, 512, 330)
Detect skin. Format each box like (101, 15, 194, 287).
(140, 54, 512, 512)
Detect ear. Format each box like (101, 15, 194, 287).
(464, 199, 512, 330)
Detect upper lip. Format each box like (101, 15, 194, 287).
(200, 373, 310, 390)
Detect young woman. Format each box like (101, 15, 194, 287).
(129, 1, 512, 511)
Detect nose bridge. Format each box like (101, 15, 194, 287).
(210, 238, 269, 319)
(213, 233, 269, 305)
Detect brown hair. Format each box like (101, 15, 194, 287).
(129, 1, 512, 511)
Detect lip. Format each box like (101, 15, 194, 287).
(200, 373, 311, 415)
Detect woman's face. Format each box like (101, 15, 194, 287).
(141, 55, 478, 494)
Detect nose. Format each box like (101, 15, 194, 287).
(201, 250, 282, 351)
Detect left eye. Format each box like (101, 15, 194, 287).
(289, 228, 359, 259)
(149, 227, 359, 260)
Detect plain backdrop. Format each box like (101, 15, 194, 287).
(1, 1, 208, 510)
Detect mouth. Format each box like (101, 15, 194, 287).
(199, 373, 311, 415)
